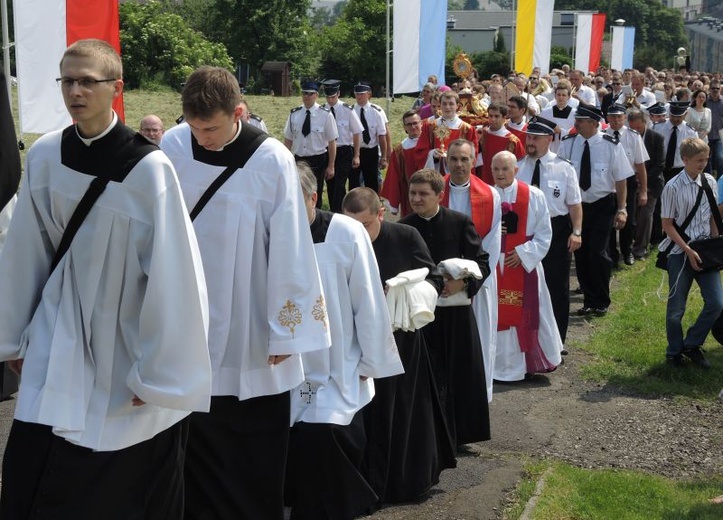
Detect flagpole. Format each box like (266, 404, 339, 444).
(385, 0, 391, 114)
(510, 0, 516, 72)
(572, 14, 578, 70)
(1, 0, 12, 116)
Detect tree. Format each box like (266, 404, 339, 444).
(120, 1, 233, 90)
(464, 0, 481, 9)
(164, 0, 318, 86)
(317, 0, 387, 91)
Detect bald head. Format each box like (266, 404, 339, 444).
(140, 115, 164, 145)
(491, 151, 518, 189)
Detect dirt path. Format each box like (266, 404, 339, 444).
(371, 292, 723, 520)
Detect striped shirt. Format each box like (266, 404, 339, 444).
(659, 171, 718, 254)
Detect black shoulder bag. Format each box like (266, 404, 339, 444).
(655, 185, 704, 270)
(687, 174, 723, 272)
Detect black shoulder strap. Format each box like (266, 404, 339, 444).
(50, 173, 113, 274)
(700, 173, 723, 235)
(190, 126, 268, 222)
(663, 184, 704, 255)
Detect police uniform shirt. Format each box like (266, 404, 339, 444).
(353, 102, 388, 148)
(247, 114, 268, 134)
(323, 101, 363, 146)
(604, 126, 649, 168)
(557, 132, 634, 203)
(517, 151, 582, 217)
(656, 120, 698, 169)
(284, 103, 338, 157)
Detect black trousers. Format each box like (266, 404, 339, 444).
(609, 176, 638, 262)
(1, 419, 188, 520)
(330, 145, 353, 212)
(576, 194, 616, 309)
(184, 393, 290, 520)
(542, 215, 572, 343)
(296, 152, 329, 209)
(350, 146, 380, 193)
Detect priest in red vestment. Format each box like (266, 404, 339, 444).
(476, 102, 525, 185)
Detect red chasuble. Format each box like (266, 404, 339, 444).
(505, 122, 528, 148)
(441, 174, 495, 240)
(477, 129, 525, 185)
(414, 119, 478, 175)
(381, 142, 425, 217)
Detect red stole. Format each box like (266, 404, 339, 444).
(497, 182, 531, 332)
(441, 174, 494, 239)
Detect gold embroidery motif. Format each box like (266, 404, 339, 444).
(499, 289, 523, 307)
(278, 300, 302, 337)
(312, 295, 327, 330)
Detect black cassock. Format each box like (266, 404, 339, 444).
(400, 206, 491, 447)
(362, 220, 456, 507)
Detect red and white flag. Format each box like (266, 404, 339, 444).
(574, 13, 606, 75)
(13, 0, 124, 134)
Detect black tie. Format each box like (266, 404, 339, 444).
(665, 125, 677, 169)
(614, 130, 620, 141)
(531, 159, 541, 188)
(360, 107, 371, 144)
(579, 140, 591, 191)
(330, 105, 336, 119)
(302, 109, 311, 137)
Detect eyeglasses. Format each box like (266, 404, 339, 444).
(141, 127, 163, 133)
(56, 77, 118, 89)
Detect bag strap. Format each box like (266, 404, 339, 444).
(50, 172, 113, 274)
(662, 184, 704, 256)
(190, 125, 268, 222)
(700, 173, 723, 236)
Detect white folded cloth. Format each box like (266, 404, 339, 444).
(436, 258, 483, 307)
(385, 268, 437, 331)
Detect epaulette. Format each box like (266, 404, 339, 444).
(370, 103, 383, 112)
(555, 156, 573, 165)
(561, 133, 576, 141)
(343, 103, 354, 109)
(291, 106, 303, 114)
(319, 106, 330, 112)
(629, 128, 640, 136)
(250, 113, 263, 122)
(602, 133, 619, 144)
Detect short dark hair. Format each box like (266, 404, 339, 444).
(409, 169, 444, 194)
(507, 95, 527, 110)
(487, 101, 508, 117)
(182, 66, 241, 119)
(342, 187, 381, 214)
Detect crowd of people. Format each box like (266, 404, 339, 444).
(0, 36, 720, 519)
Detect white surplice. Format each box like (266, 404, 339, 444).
(494, 180, 563, 381)
(0, 126, 212, 451)
(162, 123, 331, 401)
(290, 212, 403, 426)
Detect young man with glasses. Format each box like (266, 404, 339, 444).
(0, 38, 212, 519)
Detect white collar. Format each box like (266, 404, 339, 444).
(76, 112, 118, 146)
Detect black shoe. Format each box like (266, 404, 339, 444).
(561, 348, 569, 356)
(591, 307, 608, 317)
(577, 307, 593, 316)
(624, 254, 635, 265)
(666, 355, 684, 367)
(682, 347, 712, 369)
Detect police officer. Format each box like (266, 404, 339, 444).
(284, 80, 338, 208)
(558, 105, 634, 317)
(517, 116, 582, 345)
(351, 82, 389, 193)
(321, 80, 363, 212)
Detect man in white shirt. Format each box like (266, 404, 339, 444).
(616, 73, 656, 109)
(569, 69, 597, 107)
(351, 82, 389, 193)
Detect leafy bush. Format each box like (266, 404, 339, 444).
(120, 1, 233, 91)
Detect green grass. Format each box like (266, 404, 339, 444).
(572, 255, 723, 401)
(505, 462, 723, 520)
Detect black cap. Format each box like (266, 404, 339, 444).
(526, 116, 557, 136)
(668, 101, 689, 116)
(647, 102, 667, 116)
(301, 80, 319, 93)
(606, 104, 627, 115)
(574, 104, 604, 122)
(321, 79, 341, 96)
(353, 82, 372, 94)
